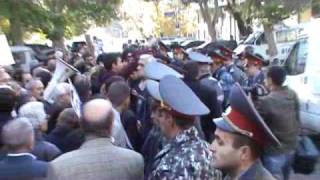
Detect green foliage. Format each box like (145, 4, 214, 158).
(0, 0, 49, 32)
(252, 0, 291, 25)
(41, 0, 121, 40)
(242, 0, 312, 26)
(0, 0, 121, 43)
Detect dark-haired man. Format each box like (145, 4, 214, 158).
(0, 85, 17, 149)
(107, 81, 133, 149)
(256, 66, 300, 180)
(210, 83, 280, 180)
(98, 53, 124, 82)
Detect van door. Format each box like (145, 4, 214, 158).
(284, 37, 320, 133)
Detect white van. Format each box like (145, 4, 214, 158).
(234, 25, 303, 65)
(283, 19, 320, 134)
(10, 46, 39, 72)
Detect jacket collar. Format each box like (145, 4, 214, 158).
(80, 137, 113, 149)
(237, 159, 265, 180)
(171, 126, 199, 146)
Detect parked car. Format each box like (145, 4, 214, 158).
(180, 40, 205, 50)
(188, 40, 237, 54)
(234, 24, 303, 65)
(10, 46, 39, 73)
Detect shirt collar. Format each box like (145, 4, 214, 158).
(7, 153, 36, 159)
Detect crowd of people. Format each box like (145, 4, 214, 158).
(0, 40, 300, 180)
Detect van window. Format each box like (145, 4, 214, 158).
(244, 32, 261, 44)
(256, 33, 266, 45)
(276, 29, 298, 43)
(312, 0, 320, 18)
(12, 52, 26, 65)
(284, 38, 308, 75)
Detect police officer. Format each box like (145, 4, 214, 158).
(210, 83, 280, 180)
(245, 53, 266, 89)
(149, 75, 222, 180)
(236, 46, 254, 72)
(219, 46, 248, 87)
(171, 44, 188, 65)
(208, 50, 235, 109)
(168, 44, 188, 74)
(188, 52, 223, 141)
(158, 41, 170, 57)
(243, 53, 270, 99)
(144, 60, 204, 139)
(142, 80, 167, 179)
(188, 51, 224, 105)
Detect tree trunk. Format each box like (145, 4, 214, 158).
(7, 0, 24, 45)
(225, 0, 252, 38)
(85, 34, 95, 56)
(208, 21, 217, 41)
(9, 17, 24, 45)
(51, 35, 66, 52)
(231, 11, 252, 37)
(198, 1, 217, 41)
(154, 0, 161, 37)
(263, 23, 278, 57)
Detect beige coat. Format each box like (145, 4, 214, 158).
(46, 137, 144, 180)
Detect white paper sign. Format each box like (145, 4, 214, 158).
(68, 79, 82, 118)
(0, 34, 15, 66)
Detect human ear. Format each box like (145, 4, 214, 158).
(239, 146, 251, 161)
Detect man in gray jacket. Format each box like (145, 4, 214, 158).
(46, 99, 144, 180)
(256, 66, 300, 180)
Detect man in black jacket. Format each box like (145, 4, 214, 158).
(0, 85, 16, 151)
(183, 61, 222, 142)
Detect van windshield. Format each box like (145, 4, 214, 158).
(243, 32, 261, 44)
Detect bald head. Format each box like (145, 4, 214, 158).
(83, 99, 112, 122)
(81, 99, 114, 137)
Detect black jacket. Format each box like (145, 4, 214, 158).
(0, 154, 48, 180)
(32, 134, 62, 162)
(0, 113, 13, 148)
(46, 126, 85, 153)
(184, 78, 222, 141)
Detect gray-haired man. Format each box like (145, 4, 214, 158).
(0, 118, 49, 179)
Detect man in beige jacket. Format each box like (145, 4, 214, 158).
(46, 99, 144, 180)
